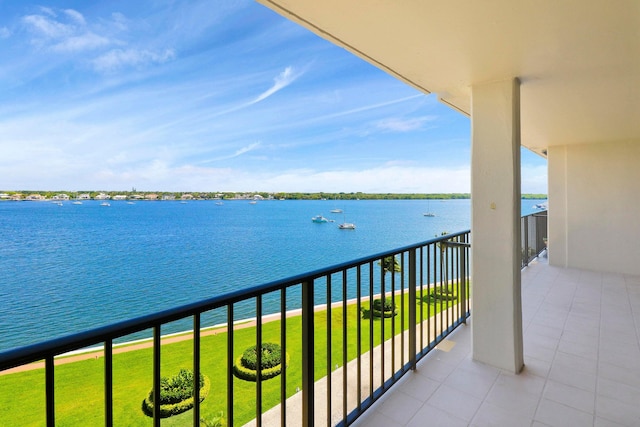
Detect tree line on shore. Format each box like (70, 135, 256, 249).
(0, 190, 547, 200)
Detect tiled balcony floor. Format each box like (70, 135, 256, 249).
(352, 257, 640, 427)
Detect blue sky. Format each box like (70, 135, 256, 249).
(0, 1, 547, 193)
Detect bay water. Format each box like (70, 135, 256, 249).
(0, 198, 544, 351)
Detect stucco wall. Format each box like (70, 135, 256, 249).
(548, 141, 640, 275)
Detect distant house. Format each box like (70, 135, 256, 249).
(0, 193, 10, 199)
(145, 194, 158, 200)
(94, 193, 111, 200)
(77, 194, 91, 200)
(181, 194, 193, 200)
(112, 195, 127, 200)
(162, 194, 176, 200)
(130, 194, 144, 200)
(26, 194, 45, 201)
(51, 194, 70, 200)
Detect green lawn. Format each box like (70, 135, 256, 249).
(0, 284, 466, 426)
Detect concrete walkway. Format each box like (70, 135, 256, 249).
(243, 305, 463, 426)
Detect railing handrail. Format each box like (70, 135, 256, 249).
(0, 229, 471, 372)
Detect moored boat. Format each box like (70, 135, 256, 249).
(338, 222, 355, 229)
(312, 214, 329, 223)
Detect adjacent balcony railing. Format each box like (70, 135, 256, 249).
(521, 210, 548, 268)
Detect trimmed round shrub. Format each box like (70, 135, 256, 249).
(241, 342, 282, 370)
(233, 343, 290, 381)
(372, 298, 398, 317)
(142, 369, 210, 418)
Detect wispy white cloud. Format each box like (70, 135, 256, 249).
(52, 32, 110, 52)
(376, 116, 436, 132)
(38, 6, 57, 18)
(199, 142, 262, 164)
(251, 66, 301, 104)
(64, 9, 86, 26)
(207, 66, 305, 117)
(21, 8, 112, 54)
(318, 94, 425, 122)
(92, 48, 176, 72)
(109, 12, 128, 31)
(22, 14, 73, 39)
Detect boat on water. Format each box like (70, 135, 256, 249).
(330, 208, 343, 213)
(215, 201, 224, 206)
(249, 201, 257, 204)
(72, 201, 82, 205)
(100, 202, 110, 207)
(338, 222, 356, 230)
(423, 200, 435, 217)
(312, 214, 329, 223)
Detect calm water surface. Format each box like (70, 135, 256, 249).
(0, 198, 544, 350)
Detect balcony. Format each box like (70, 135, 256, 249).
(352, 256, 640, 427)
(0, 212, 558, 426)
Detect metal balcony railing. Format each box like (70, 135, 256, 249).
(0, 231, 470, 427)
(521, 210, 548, 268)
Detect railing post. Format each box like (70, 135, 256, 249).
(302, 279, 314, 427)
(227, 305, 234, 427)
(45, 355, 55, 427)
(460, 243, 468, 322)
(522, 216, 528, 267)
(153, 326, 161, 427)
(193, 314, 201, 427)
(105, 339, 113, 427)
(408, 249, 417, 370)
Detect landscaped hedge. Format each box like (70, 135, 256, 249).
(371, 298, 398, 317)
(429, 288, 458, 302)
(142, 369, 211, 418)
(233, 343, 290, 381)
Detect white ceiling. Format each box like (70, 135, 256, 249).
(258, 0, 640, 156)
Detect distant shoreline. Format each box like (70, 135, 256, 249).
(0, 191, 547, 202)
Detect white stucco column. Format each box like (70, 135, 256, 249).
(470, 78, 523, 373)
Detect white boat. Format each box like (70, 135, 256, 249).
(72, 201, 82, 205)
(215, 201, 224, 206)
(100, 202, 110, 207)
(249, 201, 257, 204)
(338, 222, 356, 229)
(330, 208, 343, 213)
(423, 200, 435, 217)
(312, 214, 329, 223)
